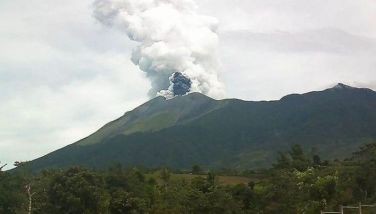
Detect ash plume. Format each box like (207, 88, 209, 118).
(93, 0, 225, 98)
(170, 72, 192, 96)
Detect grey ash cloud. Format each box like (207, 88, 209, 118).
(170, 72, 192, 96)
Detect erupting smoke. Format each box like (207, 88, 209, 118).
(93, 0, 225, 98)
(170, 72, 192, 96)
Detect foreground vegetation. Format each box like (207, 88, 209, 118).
(1, 143, 376, 214)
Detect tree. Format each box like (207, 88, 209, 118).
(109, 190, 147, 214)
(273, 152, 291, 169)
(313, 155, 321, 166)
(352, 143, 376, 163)
(352, 145, 376, 201)
(25, 183, 36, 214)
(46, 167, 110, 214)
(160, 168, 171, 186)
(290, 144, 311, 171)
(0, 162, 7, 172)
(230, 184, 255, 210)
(0, 171, 26, 213)
(273, 145, 311, 171)
(192, 165, 202, 175)
(206, 172, 216, 188)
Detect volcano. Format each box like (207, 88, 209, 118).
(25, 84, 376, 171)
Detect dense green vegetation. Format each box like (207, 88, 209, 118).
(26, 84, 376, 171)
(2, 143, 376, 213)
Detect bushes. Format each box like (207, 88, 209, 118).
(2, 143, 376, 213)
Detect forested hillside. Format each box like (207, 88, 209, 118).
(25, 84, 376, 171)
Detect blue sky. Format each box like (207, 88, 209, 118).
(0, 0, 375, 168)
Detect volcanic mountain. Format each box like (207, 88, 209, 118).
(26, 84, 376, 171)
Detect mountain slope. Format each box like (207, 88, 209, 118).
(26, 84, 376, 171)
(76, 93, 226, 146)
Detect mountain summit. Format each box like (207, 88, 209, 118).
(26, 85, 376, 171)
(333, 83, 354, 90)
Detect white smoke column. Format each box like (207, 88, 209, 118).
(93, 0, 225, 98)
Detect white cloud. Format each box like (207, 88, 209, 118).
(195, 0, 376, 100)
(197, 0, 376, 36)
(219, 29, 376, 100)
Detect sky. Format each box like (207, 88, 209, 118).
(0, 0, 375, 168)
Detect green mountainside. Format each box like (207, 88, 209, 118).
(77, 93, 226, 146)
(26, 84, 376, 171)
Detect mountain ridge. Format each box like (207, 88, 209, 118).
(24, 83, 376, 171)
